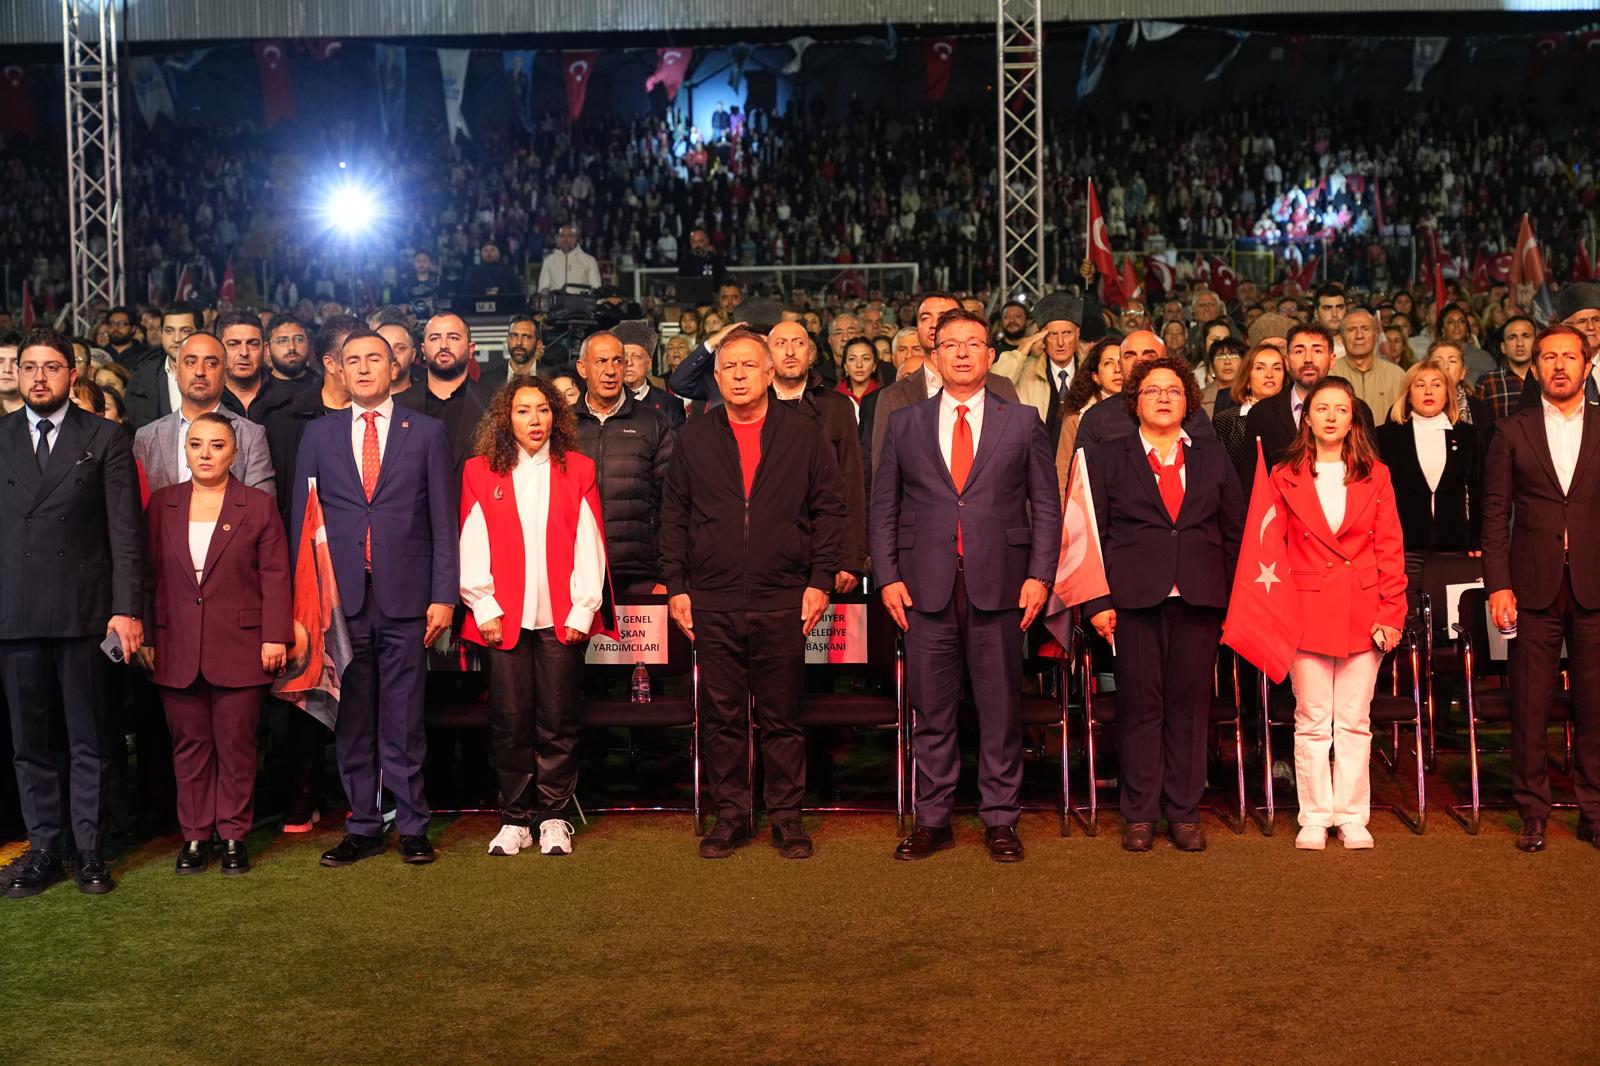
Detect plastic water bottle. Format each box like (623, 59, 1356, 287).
(630, 662, 651, 703)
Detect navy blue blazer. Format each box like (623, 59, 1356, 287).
(1082, 433, 1244, 615)
(869, 389, 1062, 615)
(289, 405, 459, 620)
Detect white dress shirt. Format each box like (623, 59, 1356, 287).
(1049, 359, 1076, 397)
(24, 402, 68, 452)
(165, 362, 182, 416)
(1315, 460, 1348, 532)
(459, 443, 606, 634)
(350, 397, 395, 470)
(1139, 429, 1191, 598)
(1542, 397, 1584, 496)
(922, 365, 944, 399)
(937, 388, 985, 471)
(1411, 411, 1450, 501)
(188, 520, 216, 584)
(585, 393, 624, 425)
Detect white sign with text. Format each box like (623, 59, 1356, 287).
(586, 605, 670, 665)
(805, 603, 869, 665)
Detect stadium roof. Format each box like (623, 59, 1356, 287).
(3, 0, 1596, 45)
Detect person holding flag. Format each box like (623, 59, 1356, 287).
(1079, 356, 1244, 853)
(1227, 377, 1406, 851)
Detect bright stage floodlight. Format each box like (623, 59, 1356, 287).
(323, 182, 380, 235)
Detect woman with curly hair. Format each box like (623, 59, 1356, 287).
(458, 374, 615, 859)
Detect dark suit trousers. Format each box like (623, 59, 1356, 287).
(484, 628, 583, 827)
(1111, 599, 1223, 823)
(906, 566, 1025, 828)
(698, 608, 805, 820)
(0, 637, 112, 853)
(157, 679, 265, 840)
(338, 584, 430, 836)
(1511, 565, 1600, 820)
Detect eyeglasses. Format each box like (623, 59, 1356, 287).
(936, 341, 990, 357)
(1139, 386, 1186, 401)
(19, 362, 70, 378)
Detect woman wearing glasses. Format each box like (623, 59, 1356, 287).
(1081, 356, 1245, 853)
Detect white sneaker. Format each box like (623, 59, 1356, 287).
(1295, 826, 1328, 851)
(1337, 824, 1375, 850)
(487, 824, 533, 856)
(539, 820, 574, 856)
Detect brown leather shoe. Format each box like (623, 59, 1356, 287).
(984, 825, 1024, 863)
(1516, 817, 1547, 853)
(1169, 821, 1207, 852)
(893, 825, 954, 861)
(1122, 821, 1155, 852)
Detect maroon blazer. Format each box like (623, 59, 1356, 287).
(147, 476, 293, 689)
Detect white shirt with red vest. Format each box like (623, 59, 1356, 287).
(459, 442, 606, 639)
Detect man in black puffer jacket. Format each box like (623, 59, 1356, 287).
(572, 331, 674, 594)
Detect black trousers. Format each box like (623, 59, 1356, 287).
(1111, 598, 1223, 823)
(1511, 565, 1600, 820)
(0, 636, 113, 853)
(483, 627, 583, 827)
(698, 608, 805, 820)
(272, 694, 331, 823)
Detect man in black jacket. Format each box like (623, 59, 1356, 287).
(660, 330, 845, 861)
(0, 329, 144, 896)
(573, 331, 674, 594)
(395, 312, 491, 489)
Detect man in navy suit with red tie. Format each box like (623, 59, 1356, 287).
(870, 309, 1062, 862)
(291, 329, 458, 866)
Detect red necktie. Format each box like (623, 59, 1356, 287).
(361, 410, 381, 567)
(951, 404, 972, 555)
(1148, 442, 1184, 523)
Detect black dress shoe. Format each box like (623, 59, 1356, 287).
(770, 817, 814, 859)
(893, 824, 955, 861)
(1169, 821, 1207, 853)
(175, 840, 209, 875)
(219, 840, 250, 875)
(984, 825, 1025, 863)
(1577, 820, 1600, 848)
(399, 835, 435, 864)
(75, 851, 114, 895)
(1516, 817, 1547, 853)
(3, 850, 64, 898)
(1122, 821, 1156, 852)
(320, 833, 386, 867)
(699, 817, 752, 859)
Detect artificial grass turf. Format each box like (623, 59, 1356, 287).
(1, 810, 1598, 1066)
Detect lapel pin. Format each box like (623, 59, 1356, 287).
(222, 523, 232, 532)
(401, 420, 411, 428)
(493, 486, 504, 500)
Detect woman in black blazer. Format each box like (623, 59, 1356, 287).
(1374, 356, 1483, 586)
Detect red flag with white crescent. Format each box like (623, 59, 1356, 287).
(0, 65, 38, 139)
(1144, 255, 1175, 299)
(1576, 239, 1595, 284)
(219, 259, 235, 304)
(564, 51, 599, 123)
(644, 47, 692, 102)
(1222, 445, 1299, 683)
(254, 41, 296, 128)
(1121, 257, 1142, 304)
(1086, 179, 1122, 305)
(20, 280, 33, 330)
(174, 264, 196, 303)
(1041, 449, 1110, 656)
(922, 38, 956, 103)
(273, 480, 352, 730)
(1207, 255, 1239, 303)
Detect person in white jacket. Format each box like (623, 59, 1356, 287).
(537, 225, 601, 292)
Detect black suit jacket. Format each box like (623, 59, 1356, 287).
(1482, 400, 1600, 610)
(1374, 418, 1483, 553)
(0, 405, 143, 638)
(1081, 434, 1244, 616)
(1516, 368, 1600, 411)
(1242, 386, 1374, 497)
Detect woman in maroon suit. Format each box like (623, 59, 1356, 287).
(142, 413, 291, 875)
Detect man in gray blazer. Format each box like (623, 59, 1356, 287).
(134, 332, 275, 493)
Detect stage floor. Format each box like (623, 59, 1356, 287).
(0, 809, 1596, 1065)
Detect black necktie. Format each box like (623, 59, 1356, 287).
(35, 420, 52, 472)
(1057, 369, 1070, 396)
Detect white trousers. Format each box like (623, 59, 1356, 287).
(1290, 649, 1381, 829)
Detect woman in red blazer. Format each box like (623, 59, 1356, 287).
(1266, 378, 1406, 851)
(459, 376, 613, 860)
(142, 413, 291, 875)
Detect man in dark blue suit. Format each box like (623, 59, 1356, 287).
(870, 309, 1062, 862)
(291, 328, 458, 867)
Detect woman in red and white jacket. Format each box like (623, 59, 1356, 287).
(1266, 377, 1407, 851)
(459, 375, 614, 859)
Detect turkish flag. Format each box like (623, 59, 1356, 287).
(1121, 257, 1142, 304)
(273, 482, 353, 730)
(644, 47, 692, 102)
(1041, 450, 1110, 656)
(1208, 255, 1240, 303)
(563, 51, 599, 123)
(219, 259, 235, 304)
(1144, 256, 1175, 299)
(1085, 179, 1121, 305)
(175, 264, 196, 303)
(0, 65, 38, 139)
(1509, 214, 1546, 292)
(146, 271, 164, 310)
(1222, 446, 1299, 684)
(1574, 239, 1594, 283)
(255, 41, 296, 128)
(923, 38, 955, 103)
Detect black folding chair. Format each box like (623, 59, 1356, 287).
(1414, 553, 1486, 770)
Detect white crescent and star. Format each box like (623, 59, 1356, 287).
(934, 42, 953, 60)
(1091, 217, 1110, 255)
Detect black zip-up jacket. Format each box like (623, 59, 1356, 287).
(659, 397, 845, 612)
(264, 385, 339, 524)
(573, 393, 674, 589)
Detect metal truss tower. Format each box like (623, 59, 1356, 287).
(996, 0, 1045, 301)
(62, 0, 124, 331)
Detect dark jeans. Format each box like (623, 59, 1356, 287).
(483, 627, 583, 827)
(697, 608, 805, 820)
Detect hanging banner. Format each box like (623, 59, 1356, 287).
(1407, 37, 1448, 92)
(1127, 21, 1184, 49)
(0, 66, 37, 139)
(1076, 23, 1117, 100)
(782, 36, 816, 75)
(375, 44, 407, 141)
(922, 37, 955, 103)
(563, 51, 598, 123)
(644, 47, 692, 102)
(504, 50, 536, 134)
(1205, 30, 1249, 83)
(254, 41, 296, 128)
(437, 48, 471, 144)
(129, 55, 176, 128)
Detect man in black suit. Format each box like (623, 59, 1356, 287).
(1241, 322, 1373, 493)
(395, 311, 490, 493)
(1515, 283, 1600, 412)
(1484, 324, 1600, 853)
(0, 329, 144, 896)
(615, 321, 686, 431)
(477, 313, 541, 393)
